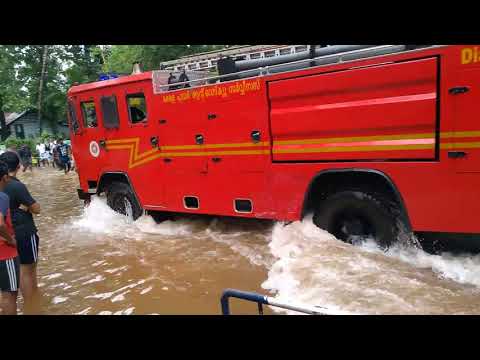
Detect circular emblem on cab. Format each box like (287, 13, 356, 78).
(89, 141, 100, 158)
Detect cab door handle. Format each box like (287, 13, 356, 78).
(449, 86, 470, 95)
(448, 151, 467, 159)
(195, 134, 204, 145)
(150, 136, 159, 148)
(251, 130, 261, 143)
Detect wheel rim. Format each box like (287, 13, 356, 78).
(112, 195, 134, 221)
(331, 211, 376, 244)
(124, 198, 134, 221)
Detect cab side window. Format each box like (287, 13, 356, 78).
(127, 93, 147, 124)
(81, 101, 98, 128)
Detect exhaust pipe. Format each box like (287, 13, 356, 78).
(132, 62, 143, 75)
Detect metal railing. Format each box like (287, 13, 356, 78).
(156, 45, 441, 94)
(220, 289, 351, 315)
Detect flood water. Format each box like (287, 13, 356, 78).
(4, 167, 480, 315)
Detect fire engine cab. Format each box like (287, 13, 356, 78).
(68, 45, 480, 249)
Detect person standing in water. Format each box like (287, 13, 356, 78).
(19, 145, 33, 173)
(0, 151, 41, 311)
(0, 161, 19, 315)
(58, 139, 71, 174)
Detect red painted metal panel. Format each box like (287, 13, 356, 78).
(449, 68, 480, 173)
(269, 58, 438, 161)
(68, 45, 480, 236)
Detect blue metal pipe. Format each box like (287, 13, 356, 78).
(221, 289, 269, 315)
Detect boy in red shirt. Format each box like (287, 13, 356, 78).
(0, 161, 18, 315)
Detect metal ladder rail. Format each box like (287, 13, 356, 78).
(161, 45, 316, 72)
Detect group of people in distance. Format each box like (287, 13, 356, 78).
(14, 138, 73, 174)
(0, 151, 40, 315)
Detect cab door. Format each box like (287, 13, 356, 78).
(107, 82, 166, 209)
(74, 94, 107, 184)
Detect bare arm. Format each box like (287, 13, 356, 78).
(0, 214, 15, 246)
(16, 182, 40, 215)
(20, 202, 40, 215)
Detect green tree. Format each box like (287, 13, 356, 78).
(0, 45, 29, 111)
(64, 45, 104, 86)
(13, 45, 68, 132)
(103, 45, 227, 73)
(1, 44, 230, 140)
(0, 45, 30, 139)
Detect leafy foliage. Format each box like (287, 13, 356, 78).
(0, 44, 228, 135)
(4, 137, 36, 153)
(0, 46, 30, 111)
(103, 45, 225, 73)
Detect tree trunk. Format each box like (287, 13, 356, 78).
(0, 94, 9, 141)
(37, 45, 49, 135)
(98, 45, 107, 69)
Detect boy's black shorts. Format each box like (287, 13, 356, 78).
(0, 257, 20, 292)
(16, 232, 40, 265)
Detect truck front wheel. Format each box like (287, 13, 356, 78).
(106, 182, 143, 221)
(313, 190, 403, 249)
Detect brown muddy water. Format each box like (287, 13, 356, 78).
(3, 167, 480, 315)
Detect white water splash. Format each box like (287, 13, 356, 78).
(52, 296, 68, 304)
(262, 216, 480, 314)
(69, 197, 273, 267)
(366, 241, 480, 288)
(68, 195, 480, 314)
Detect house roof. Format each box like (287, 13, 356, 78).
(2, 110, 30, 128)
(2, 109, 69, 131)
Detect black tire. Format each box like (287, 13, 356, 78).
(106, 182, 143, 220)
(313, 190, 404, 249)
(149, 211, 172, 224)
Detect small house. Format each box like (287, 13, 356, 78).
(1, 109, 69, 139)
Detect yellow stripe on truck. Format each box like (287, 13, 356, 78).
(273, 133, 436, 146)
(104, 131, 480, 169)
(273, 144, 435, 154)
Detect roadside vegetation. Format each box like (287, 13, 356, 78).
(0, 45, 226, 138)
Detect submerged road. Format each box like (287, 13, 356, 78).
(6, 167, 480, 315)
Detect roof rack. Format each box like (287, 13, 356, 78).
(153, 45, 439, 93)
(160, 45, 304, 71)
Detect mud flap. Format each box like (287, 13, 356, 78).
(77, 188, 92, 203)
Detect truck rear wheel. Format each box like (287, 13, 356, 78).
(313, 190, 403, 249)
(106, 182, 143, 221)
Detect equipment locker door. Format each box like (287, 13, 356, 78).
(269, 58, 438, 162)
(449, 68, 480, 173)
(203, 92, 271, 216)
(157, 101, 208, 212)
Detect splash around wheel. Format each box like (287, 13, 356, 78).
(106, 182, 142, 221)
(313, 190, 406, 249)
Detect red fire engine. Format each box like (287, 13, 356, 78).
(68, 45, 480, 249)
